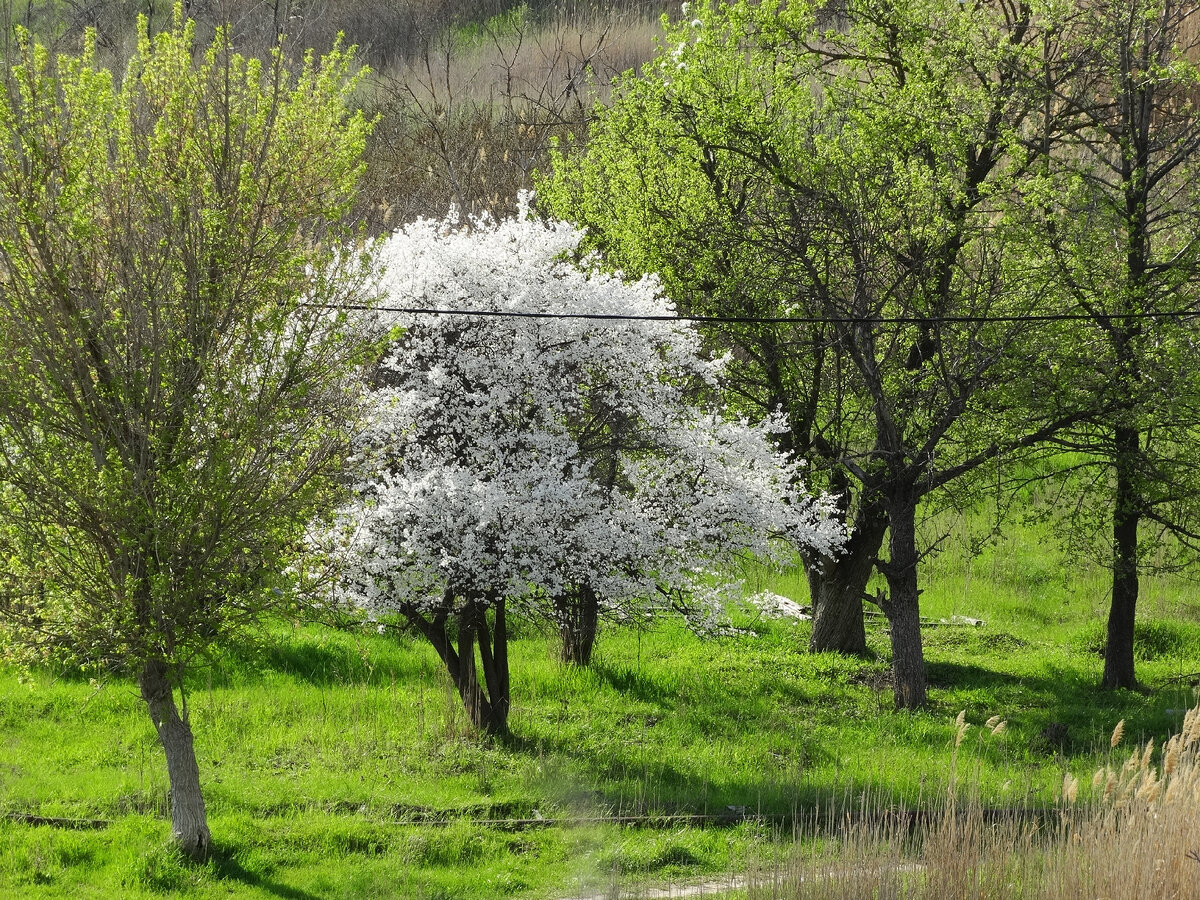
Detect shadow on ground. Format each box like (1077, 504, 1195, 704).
(210, 845, 324, 900)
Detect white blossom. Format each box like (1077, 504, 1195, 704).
(317, 198, 844, 628)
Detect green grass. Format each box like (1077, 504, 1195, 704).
(3, 517, 1200, 897)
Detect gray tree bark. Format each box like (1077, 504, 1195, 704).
(138, 659, 210, 861)
(878, 492, 928, 709)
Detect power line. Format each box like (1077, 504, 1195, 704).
(306, 302, 1200, 326)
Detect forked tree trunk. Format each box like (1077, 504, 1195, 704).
(879, 495, 927, 709)
(414, 596, 511, 735)
(138, 659, 210, 861)
(1102, 425, 1141, 690)
(556, 583, 598, 666)
(474, 598, 510, 732)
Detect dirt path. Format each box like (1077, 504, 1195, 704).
(558, 875, 749, 899)
(556, 863, 926, 898)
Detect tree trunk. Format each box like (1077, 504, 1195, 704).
(557, 583, 599, 666)
(879, 495, 927, 709)
(807, 562, 867, 654)
(807, 499, 886, 655)
(454, 609, 487, 729)
(138, 659, 210, 861)
(475, 599, 510, 734)
(1102, 425, 1141, 690)
(411, 599, 512, 736)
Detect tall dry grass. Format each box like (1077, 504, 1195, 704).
(748, 704, 1200, 899)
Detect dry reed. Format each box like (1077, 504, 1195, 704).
(751, 699, 1200, 899)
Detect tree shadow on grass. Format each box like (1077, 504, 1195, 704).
(517, 722, 922, 824)
(587, 660, 682, 708)
(209, 845, 323, 900)
(193, 630, 437, 689)
(518, 650, 1172, 820)
(587, 658, 818, 725)
(924, 658, 1163, 751)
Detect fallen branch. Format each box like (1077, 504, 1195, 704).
(863, 609, 985, 627)
(1160, 672, 1200, 685)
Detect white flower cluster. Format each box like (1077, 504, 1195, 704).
(745, 591, 811, 621)
(319, 197, 844, 625)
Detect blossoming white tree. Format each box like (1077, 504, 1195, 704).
(321, 202, 844, 734)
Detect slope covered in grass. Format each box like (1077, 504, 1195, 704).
(3, 520, 1199, 898)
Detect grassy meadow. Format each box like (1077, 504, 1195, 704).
(2, 7, 1200, 898)
(3, 506, 1200, 898)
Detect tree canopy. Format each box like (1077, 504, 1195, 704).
(318, 203, 844, 732)
(541, 0, 1084, 707)
(1022, 0, 1200, 689)
(0, 9, 374, 857)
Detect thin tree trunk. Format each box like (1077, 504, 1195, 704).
(1103, 425, 1141, 690)
(1101, 70, 1149, 688)
(476, 599, 510, 734)
(138, 658, 210, 861)
(454, 607, 491, 732)
(494, 599, 509, 719)
(557, 583, 599, 666)
(879, 495, 927, 709)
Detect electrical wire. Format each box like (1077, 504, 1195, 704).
(303, 302, 1200, 326)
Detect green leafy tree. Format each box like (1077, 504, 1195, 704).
(1028, 0, 1200, 690)
(541, 0, 1081, 707)
(0, 10, 373, 858)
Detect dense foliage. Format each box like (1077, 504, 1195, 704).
(541, 0, 1083, 706)
(1020, 0, 1200, 689)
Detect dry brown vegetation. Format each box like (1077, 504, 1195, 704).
(3, 0, 668, 229)
(745, 704, 1200, 899)
(355, 7, 665, 229)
